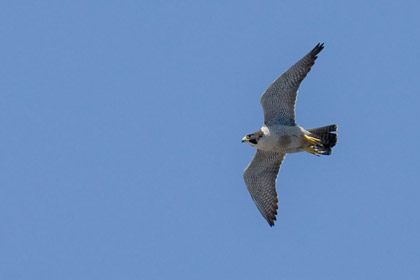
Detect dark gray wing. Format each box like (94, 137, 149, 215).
(243, 150, 286, 226)
(261, 43, 324, 126)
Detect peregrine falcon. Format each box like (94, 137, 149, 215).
(242, 43, 337, 226)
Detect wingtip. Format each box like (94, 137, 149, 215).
(267, 210, 277, 227)
(267, 217, 276, 227)
(313, 42, 325, 54)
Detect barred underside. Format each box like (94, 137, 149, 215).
(243, 150, 286, 226)
(261, 43, 325, 126)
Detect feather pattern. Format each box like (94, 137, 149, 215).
(261, 43, 324, 126)
(243, 150, 286, 226)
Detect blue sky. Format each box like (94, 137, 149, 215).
(1, 1, 420, 279)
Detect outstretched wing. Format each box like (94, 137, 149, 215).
(243, 150, 286, 226)
(261, 43, 324, 126)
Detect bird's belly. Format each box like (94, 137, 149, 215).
(256, 125, 307, 153)
(258, 126, 305, 153)
(257, 134, 304, 153)
(277, 135, 304, 153)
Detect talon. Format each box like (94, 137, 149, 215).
(305, 145, 320, 156)
(304, 135, 323, 147)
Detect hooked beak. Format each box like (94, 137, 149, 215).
(241, 136, 247, 143)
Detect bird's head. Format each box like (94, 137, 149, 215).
(242, 130, 264, 147)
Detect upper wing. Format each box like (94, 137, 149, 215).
(243, 150, 286, 226)
(261, 43, 324, 126)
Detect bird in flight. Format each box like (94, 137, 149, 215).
(242, 43, 337, 226)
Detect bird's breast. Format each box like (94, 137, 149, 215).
(258, 125, 305, 153)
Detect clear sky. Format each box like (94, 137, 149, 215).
(1, 1, 420, 279)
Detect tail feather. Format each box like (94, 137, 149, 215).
(308, 124, 337, 135)
(307, 124, 338, 155)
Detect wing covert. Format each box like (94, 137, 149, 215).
(261, 43, 324, 126)
(243, 150, 286, 226)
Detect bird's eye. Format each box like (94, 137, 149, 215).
(247, 135, 252, 139)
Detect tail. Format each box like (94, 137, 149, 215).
(305, 124, 338, 155)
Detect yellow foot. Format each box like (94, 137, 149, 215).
(305, 145, 321, 156)
(303, 135, 323, 156)
(303, 134, 323, 146)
